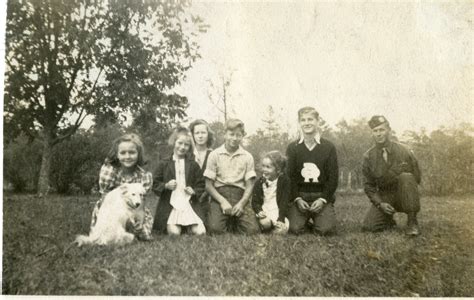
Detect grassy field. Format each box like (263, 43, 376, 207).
(2, 192, 473, 296)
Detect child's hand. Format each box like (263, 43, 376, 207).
(256, 211, 267, 219)
(273, 221, 287, 234)
(130, 218, 143, 232)
(295, 198, 310, 212)
(308, 198, 325, 213)
(165, 180, 177, 191)
(274, 221, 284, 229)
(184, 186, 195, 195)
(231, 202, 245, 217)
(220, 200, 232, 215)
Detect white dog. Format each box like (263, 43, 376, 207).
(75, 183, 146, 246)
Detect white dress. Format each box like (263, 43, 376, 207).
(167, 156, 203, 226)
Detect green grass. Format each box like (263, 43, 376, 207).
(2, 192, 473, 296)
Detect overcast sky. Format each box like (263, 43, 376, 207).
(0, 2, 471, 137)
(177, 1, 472, 136)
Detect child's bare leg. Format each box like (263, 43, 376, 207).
(167, 224, 182, 235)
(190, 223, 206, 235)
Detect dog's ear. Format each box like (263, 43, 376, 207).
(119, 184, 128, 195)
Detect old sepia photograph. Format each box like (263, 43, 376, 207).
(2, 0, 473, 296)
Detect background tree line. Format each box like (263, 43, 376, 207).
(3, 0, 473, 197)
(4, 104, 473, 196)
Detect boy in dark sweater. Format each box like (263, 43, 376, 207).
(286, 107, 339, 235)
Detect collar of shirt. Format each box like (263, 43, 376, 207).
(298, 133, 321, 150)
(266, 177, 278, 186)
(117, 167, 141, 182)
(194, 148, 209, 160)
(215, 144, 245, 157)
(172, 154, 186, 162)
(376, 140, 393, 153)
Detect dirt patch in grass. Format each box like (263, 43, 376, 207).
(2, 193, 473, 296)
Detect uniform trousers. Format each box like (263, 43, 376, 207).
(363, 173, 420, 231)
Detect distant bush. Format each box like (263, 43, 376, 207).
(50, 125, 123, 194)
(4, 117, 473, 196)
(3, 135, 42, 192)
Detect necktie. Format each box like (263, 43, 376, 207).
(382, 148, 388, 163)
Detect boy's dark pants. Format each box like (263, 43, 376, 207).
(208, 186, 259, 234)
(362, 173, 420, 232)
(288, 192, 337, 235)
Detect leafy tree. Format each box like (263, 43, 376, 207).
(128, 98, 188, 163)
(246, 106, 290, 172)
(209, 120, 225, 148)
(4, 0, 207, 195)
(333, 118, 373, 190)
(403, 124, 474, 195)
(261, 105, 282, 140)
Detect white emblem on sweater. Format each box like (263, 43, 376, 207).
(301, 162, 320, 183)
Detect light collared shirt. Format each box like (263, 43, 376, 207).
(298, 132, 321, 151)
(204, 144, 256, 190)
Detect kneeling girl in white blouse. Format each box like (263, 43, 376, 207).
(252, 151, 290, 234)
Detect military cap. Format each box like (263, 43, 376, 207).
(368, 115, 389, 129)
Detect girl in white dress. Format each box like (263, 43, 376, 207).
(153, 127, 206, 235)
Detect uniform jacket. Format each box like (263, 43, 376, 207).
(362, 140, 421, 205)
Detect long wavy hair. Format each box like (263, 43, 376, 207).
(189, 119, 215, 148)
(105, 133, 146, 168)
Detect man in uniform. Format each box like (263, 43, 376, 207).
(362, 115, 422, 236)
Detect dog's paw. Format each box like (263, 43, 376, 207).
(74, 235, 89, 246)
(120, 233, 135, 244)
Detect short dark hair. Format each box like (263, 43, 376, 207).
(225, 118, 246, 136)
(189, 119, 215, 148)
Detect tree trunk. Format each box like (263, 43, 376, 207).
(339, 170, 344, 189)
(37, 137, 54, 196)
(347, 171, 352, 191)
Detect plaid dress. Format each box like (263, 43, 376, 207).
(90, 163, 154, 240)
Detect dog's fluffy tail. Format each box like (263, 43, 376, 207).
(75, 234, 93, 246)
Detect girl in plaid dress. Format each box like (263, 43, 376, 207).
(90, 133, 154, 241)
